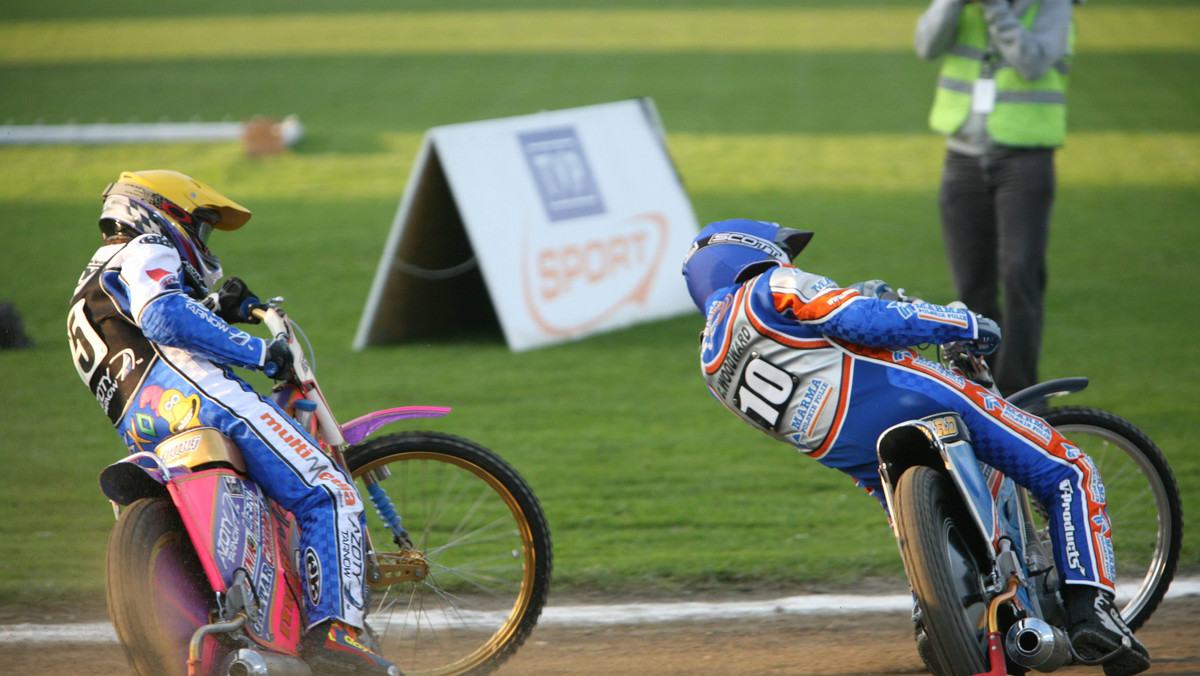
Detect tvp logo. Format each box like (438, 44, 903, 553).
(519, 127, 606, 222)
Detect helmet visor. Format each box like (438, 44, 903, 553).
(194, 220, 215, 247)
(190, 206, 222, 247)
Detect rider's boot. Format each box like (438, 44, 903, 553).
(1064, 585, 1150, 676)
(302, 619, 403, 676)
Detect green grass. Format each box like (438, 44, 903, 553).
(0, 1, 1197, 606)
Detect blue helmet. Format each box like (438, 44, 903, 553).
(681, 219, 813, 311)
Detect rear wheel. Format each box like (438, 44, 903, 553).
(106, 497, 215, 676)
(346, 432, 552, 676)
(894, 465, 990, 676)
(1042, 406, 1182, 631)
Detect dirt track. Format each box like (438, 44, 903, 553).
(2, 595, 1197, 675)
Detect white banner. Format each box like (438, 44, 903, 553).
(355, 98, 699, 352)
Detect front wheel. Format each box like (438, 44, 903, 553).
(346, 432, 552, 676)
(1042, 406, 1182, 631)
(894, 465, 990, 676)
(106, 497, 216, 676)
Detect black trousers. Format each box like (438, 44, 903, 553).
(939, 148, 1055, 396)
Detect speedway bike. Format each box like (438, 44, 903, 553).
(99, 301, 552, 676)
(876, 327, 1181, 676)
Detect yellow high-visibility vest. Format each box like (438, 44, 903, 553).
(929, 0, 1072, 147)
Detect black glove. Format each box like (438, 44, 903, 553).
(206, 277, 261, 324)
(968, 315, 1002, 356)
(262, 338, 294, 380)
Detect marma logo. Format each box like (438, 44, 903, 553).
(521, 212, 672, 337)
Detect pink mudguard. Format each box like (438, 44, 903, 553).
(340, 406, 451, 446)
(169, 469, 305, 656)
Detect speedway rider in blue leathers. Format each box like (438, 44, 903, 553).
(68, 170, 401, 676)
(682, 219, 1149, 676)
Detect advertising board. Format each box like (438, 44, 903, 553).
(355, 98, 699, 352)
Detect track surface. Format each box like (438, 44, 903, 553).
(2, 594, 1197, 675)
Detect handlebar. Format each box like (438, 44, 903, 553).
(249, 303, 297, 380)
(248, 302, 348, 449)
(937, 302, 999, 391)
(248, 298, 282, 326)
(249, 302, 290, 343)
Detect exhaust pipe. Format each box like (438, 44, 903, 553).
(1005, 618, 1073, 672)
(224, 648, 313, 676)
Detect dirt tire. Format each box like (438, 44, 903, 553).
(106, 497, 213, 676)
(894, 465, 990, 676)
(1042, 406, 1182, 631)
(346, 432, 552, 676)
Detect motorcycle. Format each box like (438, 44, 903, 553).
(98, 301, 552, 676)
(876, 333, 1182, 676)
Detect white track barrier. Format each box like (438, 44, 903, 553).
(3, 578, 1197, 644)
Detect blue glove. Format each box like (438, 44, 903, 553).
(969, 315, 1002, 356)
(262, 338, 294, 380)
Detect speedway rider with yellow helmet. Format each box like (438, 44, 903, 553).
(683, 219, 1149, 676)
(67, 170, 401, 676)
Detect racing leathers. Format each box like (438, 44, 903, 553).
(699, 264, 1117, 593)
(68, 232, 368, 630)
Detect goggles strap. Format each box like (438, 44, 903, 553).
(682, 231, 788, 271)
(102, 182, 207, 243)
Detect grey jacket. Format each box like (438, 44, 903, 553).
(915, 0, 1073, 155)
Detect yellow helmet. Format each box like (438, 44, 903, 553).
(105, 170, 251, 231)
(100, 170, 251, 293)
